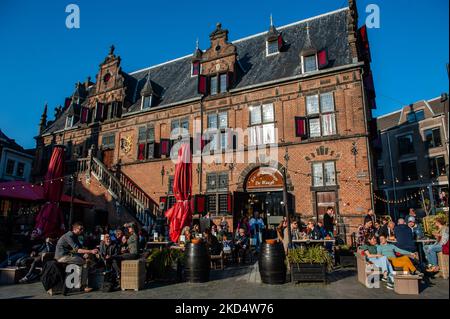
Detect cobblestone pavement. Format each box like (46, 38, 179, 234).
(0, 263, 448, 299)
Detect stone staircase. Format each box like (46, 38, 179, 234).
(75, 156, 160, 226)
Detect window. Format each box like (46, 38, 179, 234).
(407, 110, 425, 123)
(191, 61, 200, 76)
(168, 176, 174, 194)
(306, 92, 336, 138)
(5, 159, 15, 176)
(312, 161, 336, 187)
(209, 73, 229, 96)
(101, 134, 115, 149)
(137, 125, 155, 160)
(142, 96, 152, 110)
(206, 172, 228, 192)
(248, 103, 276, 146)
(207, 112, 228, 152)
(16, 162, 25, 178)
(401, 161, 418, 181)
(429, 156, 446, 177)
(65, 115, 74, 128)
(267, 39, 279, 55)
(376, 167, 385, 186)
(397, 134, 414, 154)
(303, 54, 317, 73)
(171, 118, 189, 139)
(424, 128, 442, 149)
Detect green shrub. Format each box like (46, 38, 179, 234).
(287, 246, 333, 272)
(146, 248, 185, 279)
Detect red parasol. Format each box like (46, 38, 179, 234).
(35, 145, 66, 238)
(165, 143, 192, 243)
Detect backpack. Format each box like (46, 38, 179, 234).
(102, 271, 117, 292)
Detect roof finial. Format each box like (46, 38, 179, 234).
(270, 14, 273, 26)
(109, 44, 115, 55)
(196, 38, 199, 50)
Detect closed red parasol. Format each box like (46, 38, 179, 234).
(165, 143, 192, 243)
(35, 145, 66, 238)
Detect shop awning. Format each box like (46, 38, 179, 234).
(0, 181, 93, 207)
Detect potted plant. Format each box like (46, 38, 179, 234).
(335, 244, 356, 267)
(146, 248, 185, 282)
(287, 246, 333, 283)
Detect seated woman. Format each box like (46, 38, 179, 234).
(377, 235, 419, 275)
(18, 236, 57, 283)
(306, 220, 323, 240)
(424, 216, 449, 273)
(233, 228, 249, 264)
(360, 235, 394, 289)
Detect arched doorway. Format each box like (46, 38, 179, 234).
(233, 166, 293, 229)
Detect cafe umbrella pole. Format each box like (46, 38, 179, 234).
(283, 147, 292, 247)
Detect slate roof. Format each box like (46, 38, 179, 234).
(0, 129, 28, 153)
(43, 7, 354, 135)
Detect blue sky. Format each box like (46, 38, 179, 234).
(0, 0, 448, 149)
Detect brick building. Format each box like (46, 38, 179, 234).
(33, 1, 377, 242)
(374, 95, 449, 219)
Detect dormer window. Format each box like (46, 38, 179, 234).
(210, 73, 229, 96)
(103, 73, 111, 83)
(65, 115, 74, 128)
(266, 39, 279, 56)
(303, 54, 318, 73)
(191, 61, 201, 77)
(142, 95, 152, 110)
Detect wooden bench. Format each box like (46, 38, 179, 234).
(394, 274, 422, 295)
(121, 259, 145, 291)
(438, 252, 449, 279)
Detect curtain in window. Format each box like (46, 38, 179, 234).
(322, 114, 336, 136)
(309, 118, 321, 137)
(250, 106, 261, 125)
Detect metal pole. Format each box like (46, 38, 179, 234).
(69, 173, 75, 226)
(283, 148, 292, 247)
(199, 97, 204, 194)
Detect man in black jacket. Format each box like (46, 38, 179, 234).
(394, 218, 416, 253)
(323, 207, 335, 237)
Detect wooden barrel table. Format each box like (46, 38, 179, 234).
(184, 242, 210, 283)
(259, 241, 286, 284)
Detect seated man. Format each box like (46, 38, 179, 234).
(394, 218, 416, 253)
(233, 228, 249, 264)
(377, 235, 419, 275)
(18, 236, 57, 283)
(204, 229, 222, 256)
(98, 234, 119, 272)
(306, 220, 323, 240)
(360, 235, 394, 289)
(54, 222, 99, 292)
(112, 223, 140, 279)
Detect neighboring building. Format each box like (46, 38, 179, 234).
(0, 129, 34, 182)
(374, 95, 449, 218)
(33, 1, 377, 241)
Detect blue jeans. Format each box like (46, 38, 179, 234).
(424, 243, 442, 266)
(368, 256, 394, 280)
(0, 252, 28, 268)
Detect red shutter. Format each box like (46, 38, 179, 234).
(198, 75, 207, 95)
(358, 25, 371, 61)
(226, 194, 232, 213)
(95, 103, 103, 121)
(194, 194, 206, 214)
(80, 107, 88, 123)
(160, 139, 170, 156)
(192, 62, 200, 76)
(137, 143, 146, 160)
(318, 49, 328, 69)
(277, 34, 284, 50)
(295, 117, 307, 138)
(64, 97, 72, 109)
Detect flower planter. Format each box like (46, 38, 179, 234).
(290, 263, 327, 283)
(337, 254, 356, 268)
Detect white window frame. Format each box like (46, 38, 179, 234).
(306, 92, 337, 138)
(266, 39, 279, 57)
(190, 62, 202, 78)
(301, 53, 319, 74)
(141, 95, 152, 110)
(65, 115, 74, 129)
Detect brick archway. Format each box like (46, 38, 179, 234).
(236, 162, 294, 192)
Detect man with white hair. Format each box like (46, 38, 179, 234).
(407, 216, 424, 239)
(394, 218, 416, 253)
